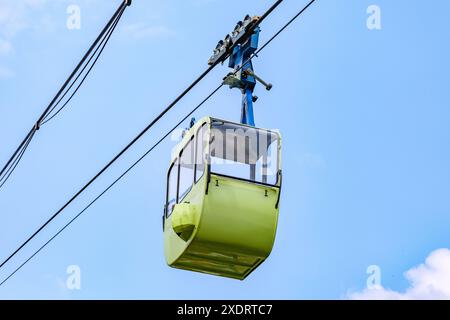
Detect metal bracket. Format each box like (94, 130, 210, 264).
(222, 73, 245, 89)
(244, 69, 272, 91)
(208, 15, 260, 66)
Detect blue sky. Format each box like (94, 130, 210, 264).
(0, 0, 450, 299)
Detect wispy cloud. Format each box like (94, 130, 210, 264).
(0, 38, 13, 55)
(121, 23, 174, 40)
(0, 0, 49, 77)
(0, 65, 14, 79)
(0, 0, 47, 38)
(348, 248, 450, 300)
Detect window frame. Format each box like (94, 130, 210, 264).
(165, 158, 178, 218)
(178, 136, 195, 203)
(194, 123, 208, 184)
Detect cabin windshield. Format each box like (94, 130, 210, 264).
(210, 120, 280, 186)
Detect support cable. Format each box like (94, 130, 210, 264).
(0, 0, 317, 286)
(0, 1, 130, 190)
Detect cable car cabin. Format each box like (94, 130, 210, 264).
(163, 116, 281, 280)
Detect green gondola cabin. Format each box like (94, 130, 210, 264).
(163, 117, 281, 280)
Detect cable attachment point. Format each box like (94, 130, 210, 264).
(223, 72, 244, 89)
(125, 0, 132, 6)
(34, 122, 41, 131)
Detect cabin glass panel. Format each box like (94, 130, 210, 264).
(209, 120, 279, 185)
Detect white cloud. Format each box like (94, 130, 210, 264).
(349, 248, 450, 300)
(121, 23, 174, 40)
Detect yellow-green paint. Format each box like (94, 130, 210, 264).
(164, 117, 281, 280)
